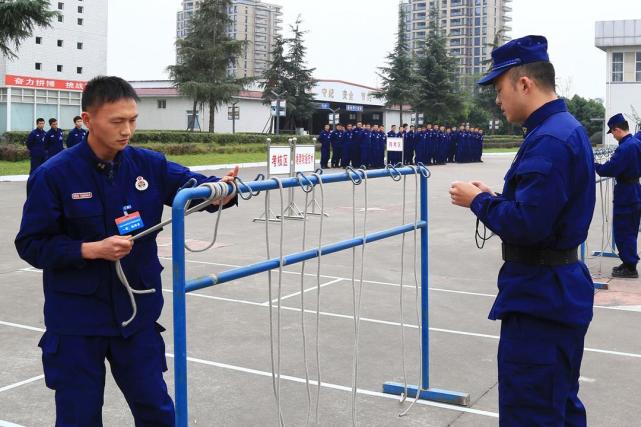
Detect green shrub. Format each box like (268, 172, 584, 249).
(0, 144, 30, 161)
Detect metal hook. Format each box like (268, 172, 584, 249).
(345, 166, 362, 185)
(234, 176, 257, 200)
(315, 168, 324, 175)
(415, 162, 431, 178)
(385, 164, 402, 181)
(296, 171, 314, 193)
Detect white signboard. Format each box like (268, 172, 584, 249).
(270, 100, 286, 117)
(294, 145, 316, 172)
(387, 137, 404, 152)
(269, 146, 291, 175)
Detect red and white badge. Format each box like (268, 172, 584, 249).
(135, 176, 149, 191)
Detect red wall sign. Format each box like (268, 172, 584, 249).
(4, 74, 86, 91)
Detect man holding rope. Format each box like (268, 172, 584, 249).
(449, 36, 595, 426)
(15, 76, 238, 426)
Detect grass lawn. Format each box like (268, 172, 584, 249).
(1, 148, 521, 176)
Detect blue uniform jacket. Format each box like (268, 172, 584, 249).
(594, 134, 641, 211)
(45, 128, 65, 158)
(330, 129, 343, 145)
(318, 130, 332, 144)
(470, 99, 595, 327)
(67, 127, 87, 148)
(15, 141, 234, 337)
(26, 129, 47, 158)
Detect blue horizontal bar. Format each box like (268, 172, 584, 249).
(382, 381, 470, 407)
(593, 281, 609, 290)
(185, 221, 427, 292)
(590, 251, 618, 258)
(175, 167, 428, 203)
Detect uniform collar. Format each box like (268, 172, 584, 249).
(77, 139, 125, 174)
(522, 98, 567, 137)
(619, 134, 633, 145)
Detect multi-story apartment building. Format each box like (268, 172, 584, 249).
(0, 0, 107, 132)
(401, 0, 512, 78)
(176, 0, 282, 78)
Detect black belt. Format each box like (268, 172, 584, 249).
(502, 243, 579, 266)
(617, 177, 640, 185)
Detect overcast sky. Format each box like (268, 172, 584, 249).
(107, 0, 641, 100)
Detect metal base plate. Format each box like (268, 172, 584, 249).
(383, 382, 470, 406)
(591, 251, 618, 258)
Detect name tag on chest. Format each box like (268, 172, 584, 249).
(115, 211, 144, 235)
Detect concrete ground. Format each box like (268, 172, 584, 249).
(1, 154, 640, 426)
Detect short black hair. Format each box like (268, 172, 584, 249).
(73, 115, 82, 122)
(49, 118, 57, 125)
(82, 76, 139, 112)
(509, 61, 556, 92)
(613, 121, 630, 132)
(402, 123, 408, 127)
(36, 118, 45, 124)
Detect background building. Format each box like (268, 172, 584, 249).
(595, 19, 641, 144)
(401, 0, 512, 78)
(0, 0, 108, 132)
(176, 0, 282, 78)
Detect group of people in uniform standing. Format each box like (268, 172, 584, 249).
(25, 116, 88, 174)
(318, 122, 485, 170)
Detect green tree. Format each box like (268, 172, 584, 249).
(0, 0, 57, 59)
(261, 17, 316, 131)
(414, 6, 462, 123)
(376, 3, 416, 125)
(168, 0, 251, 132)
(565, 94, 605, 137)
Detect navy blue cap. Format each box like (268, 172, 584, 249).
(606, 113, 626, 134)
(478, 35, 550, 86)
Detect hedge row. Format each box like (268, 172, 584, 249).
(1, 131, 315, 145)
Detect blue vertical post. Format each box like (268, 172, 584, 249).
(420, 170, 429, 389)
(172, 196, 189, 427)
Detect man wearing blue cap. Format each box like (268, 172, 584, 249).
(595, 114, 641, 278)
(449, 35, 595, 426)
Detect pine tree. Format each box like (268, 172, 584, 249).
(0, 0, 57, 59)
(376, 3, 416, 126)
(414, 6, 462, 123)
(168, 0, 251, 132)
(261, 17, 316, 131)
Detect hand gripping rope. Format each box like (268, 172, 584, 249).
(115, 179, 237, 327)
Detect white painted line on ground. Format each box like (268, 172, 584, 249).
(261, 278, 344, 305)
(0, 375, 44, 393)
(0, 420, 25, 427)
(0, 320, 45, 333)
(165, 353, 499, 419)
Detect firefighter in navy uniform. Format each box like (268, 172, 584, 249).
(45, 118, 65, 159)
(450, 36, 595, 426)
(387, 125, 401, 165)
(66, 115, 88, 148)
(15, 76, 238, 426)
(330, 124, 344, 168)
(26, 118, 47, 174)
(318, 124, 332, 169)
(595, 113, 641, 278)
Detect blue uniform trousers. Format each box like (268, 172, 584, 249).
(331, 142, 342, 167)
(320, 141, 331, 168)
(350, 143, 361, 168)
(39, 324, 175, 426)
(613, 203, 641, 267)
(30, 155, 46, 174)
(499, 314, 587, 427)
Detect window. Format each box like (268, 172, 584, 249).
(78, 6, 83, 13)
(35, 36, 42, 44)
(57, 39, 63, 47)
(637, 52, 641, 82)
(157, 99, 167, 109)
(77, 18, 83, 25)
(77, 67, 83, 74)
(77, 42, 83, 49)
(35, 62, 42, 70)
(58, 14, 63, 22)
(58, 2, 64, 10)
(57, 65, 63, 72)
(612, 52, 623, 82)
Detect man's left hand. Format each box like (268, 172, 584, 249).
(214, 165, 239, 206)
(450, 181, 483, 208)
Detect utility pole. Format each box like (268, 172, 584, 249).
(231, 101, 238, 134)
(271, 90, 286, 135)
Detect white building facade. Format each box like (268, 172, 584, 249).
(595, 19, 641, 144)
(0, 0, 108, 132)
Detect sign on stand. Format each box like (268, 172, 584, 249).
(269, 145, 291, 175)
(294, 145, 316, 172)
(387, 137, 403, 152)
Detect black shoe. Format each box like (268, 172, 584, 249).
(612, 267, 639, 278)
(612, 264, 626, 273)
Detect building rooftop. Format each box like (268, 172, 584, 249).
(595, 19, 641, 50)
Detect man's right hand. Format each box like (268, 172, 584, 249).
(471, 181, 497, 196)
(81, 235, 134, 261)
